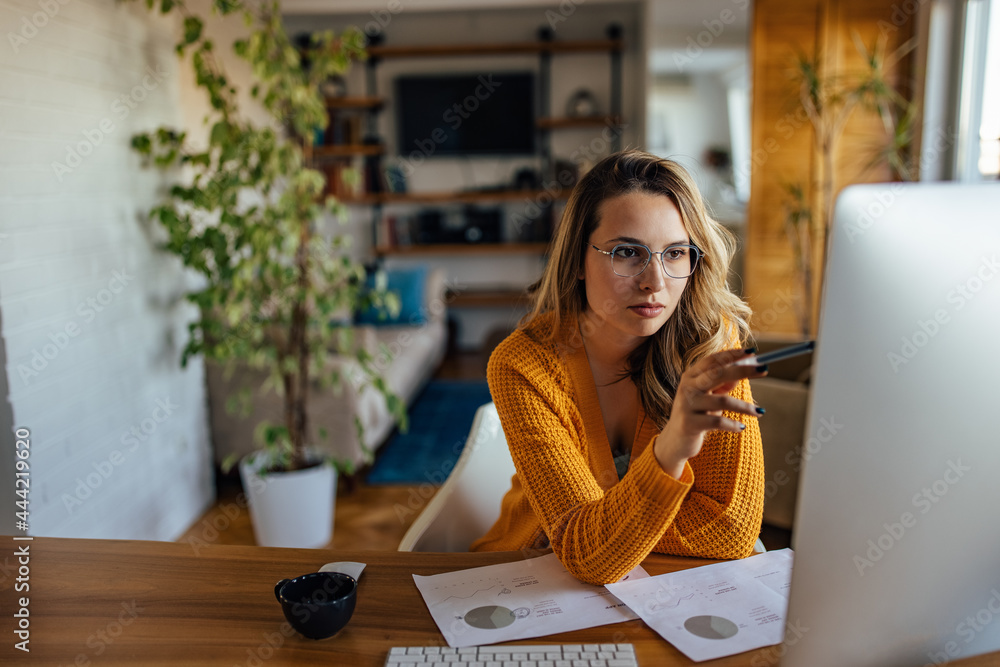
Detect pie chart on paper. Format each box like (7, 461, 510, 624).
(683, 615, 739, 640)
(464, 605, 516, 630)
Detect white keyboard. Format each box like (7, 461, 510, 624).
(384, 643, 638, 667)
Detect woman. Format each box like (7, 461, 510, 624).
(470, 150, 766, 585)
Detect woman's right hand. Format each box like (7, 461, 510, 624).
(653, 347, 768, 478)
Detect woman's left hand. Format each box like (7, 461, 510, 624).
(652, 347, 767, 478)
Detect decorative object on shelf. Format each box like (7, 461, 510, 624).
(566, 88, 599, 118)
(512, 167, 540, 190)
(384, 162, 407, 193)
(319, 74, 347, 98)
(125, 0, 404, 548)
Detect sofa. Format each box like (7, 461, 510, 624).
(748, 337, 813, 530)
(207, 266, 449, 472)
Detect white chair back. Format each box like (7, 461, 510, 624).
(396, 400, 768, 555)
(397, 402, 515, 552)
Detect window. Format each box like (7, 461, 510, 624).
(977, 0, 999, 178)
(921, 0, 999, 181)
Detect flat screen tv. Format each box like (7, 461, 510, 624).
(395, 72, 535, 158)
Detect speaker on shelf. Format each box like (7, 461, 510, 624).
(415, 209, 445, 244)
(462, 206, 501, 244)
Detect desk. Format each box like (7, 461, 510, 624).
(3, 537, 998, 666)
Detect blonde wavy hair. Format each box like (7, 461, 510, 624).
(525, 149, 752, 427)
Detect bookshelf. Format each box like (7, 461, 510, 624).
(313, 27, 624, 254)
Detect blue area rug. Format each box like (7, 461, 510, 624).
(366, 379, 493, 485)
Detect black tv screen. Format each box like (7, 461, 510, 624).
(395, 72, 535, 157)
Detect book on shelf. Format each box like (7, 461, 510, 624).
(376, 215, 415, 250)
(326, 114, 362, 146)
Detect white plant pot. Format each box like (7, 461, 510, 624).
(239, 451, 337, 548)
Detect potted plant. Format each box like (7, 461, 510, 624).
(782, 33, 918, 337)
(128, 0, 403, 547)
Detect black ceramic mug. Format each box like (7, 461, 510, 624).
(274, 571, 358, 639)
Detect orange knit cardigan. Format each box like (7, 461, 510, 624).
(470, 312, 765, 584)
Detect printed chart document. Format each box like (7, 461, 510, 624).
(605, 549, 793, 662)
(413, 553, 648, 647)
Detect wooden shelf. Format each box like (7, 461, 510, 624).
(446, 288, 531, 308)
(325, 32, 622, 290)
(342, 189, 569, 206)
(368, 39, 622, 59)
(536, 115, 622, 129)
(313, 144, 383, 158)
(374, 242, 549, 257)
(324, 96, 384, 110)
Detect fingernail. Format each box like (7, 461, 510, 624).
(744, 346, 757, 355)
(755, 407, 766, 415)
(755, 364, 769, 373)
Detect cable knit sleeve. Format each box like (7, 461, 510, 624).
(483, 328, 696, 585)
(471, 316, 766, 584)
(656, 377, 765, 560)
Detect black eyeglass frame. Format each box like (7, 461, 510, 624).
(588, 242, 705, 279)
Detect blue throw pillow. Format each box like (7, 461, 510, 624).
(355, 265, 429, 326)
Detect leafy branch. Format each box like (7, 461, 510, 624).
(783, 32, 918, 336)
(127, 0, 403, 472)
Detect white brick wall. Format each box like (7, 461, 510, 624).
(0, 0, 214, 540)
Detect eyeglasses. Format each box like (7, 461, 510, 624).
(588, 242, 704, 278)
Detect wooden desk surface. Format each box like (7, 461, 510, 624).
(2, 536, 997, 666)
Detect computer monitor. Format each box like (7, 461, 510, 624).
(781, 182, 1000, 667)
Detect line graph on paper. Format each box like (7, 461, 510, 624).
(637, 585, 705, 614)
(422, 576, 529, 631)
(437, 580, 508, 604)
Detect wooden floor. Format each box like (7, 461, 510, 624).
(177, 348, 791, 552)
(177, 474, 430, 551)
